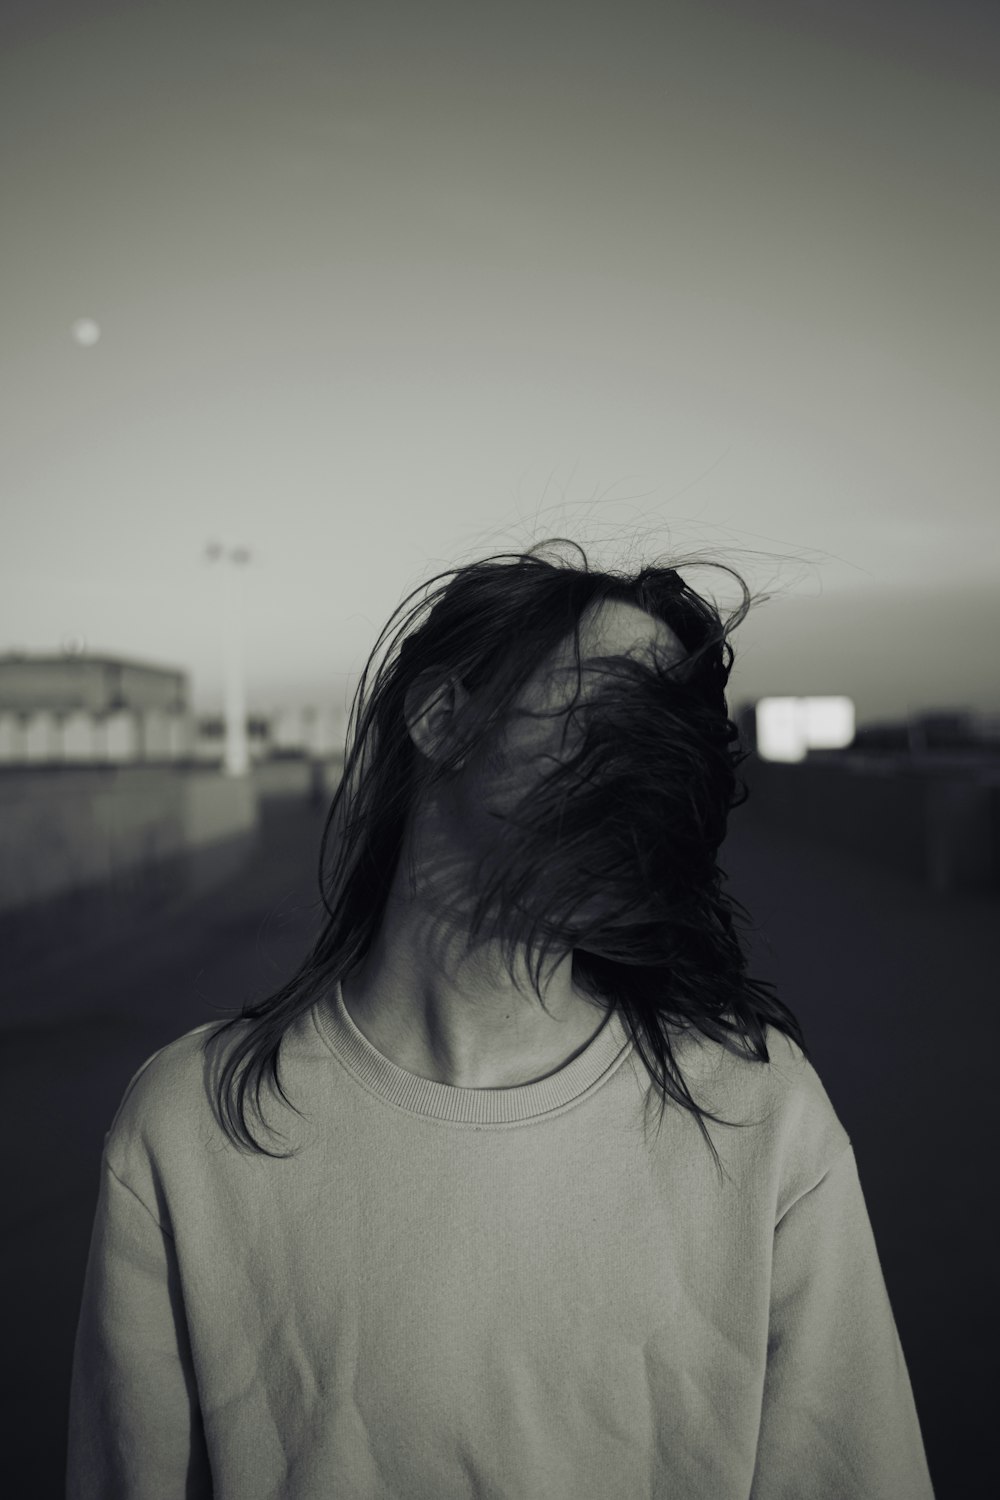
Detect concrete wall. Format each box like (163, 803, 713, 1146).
(0, 762, 259, 917)
(2, 745, 990, 991)
(250, 755, 313, 799)
(245, 752, 346, 803)
(0, 755, 348, 986)
(736, 753, 1000, 894)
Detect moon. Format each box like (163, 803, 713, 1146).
(72, 318, 101, 346)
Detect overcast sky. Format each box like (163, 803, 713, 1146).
(2, 0, 998, 726)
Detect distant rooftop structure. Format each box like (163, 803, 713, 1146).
(0, 651, 348, 767)
(736, 698, 1000, 766)
(0, 650, 189, 714)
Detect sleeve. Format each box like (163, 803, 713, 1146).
(750, 1144, 936, 1500)
(66, 1156, 213, 1500)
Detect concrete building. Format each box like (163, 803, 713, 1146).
(0, 652, 350, 766)
(0, 650, 195, 765)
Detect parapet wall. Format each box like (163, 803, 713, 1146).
(0, 748, 992, 983)
(735, 753, 1000, 894)
(0, 762, 259, 914)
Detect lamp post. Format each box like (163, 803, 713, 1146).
(204, 540, 251, 776)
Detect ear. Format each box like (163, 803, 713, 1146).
(403, 673, 471, 762)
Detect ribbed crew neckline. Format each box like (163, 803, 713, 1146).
(312, 978, 635, 1125)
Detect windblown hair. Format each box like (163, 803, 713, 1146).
(203, 537, 810, 1180)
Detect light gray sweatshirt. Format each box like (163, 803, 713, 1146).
(67, 981, 935, 1498)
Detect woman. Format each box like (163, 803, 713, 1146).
(67, 539, 935, 1498)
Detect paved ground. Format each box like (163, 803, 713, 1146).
(2, 788, 993, 1496)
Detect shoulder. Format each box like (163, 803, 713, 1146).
(747, 1026, 852, 1209)
(764, 1024, 848, 1132)
(672, 1019, 851, 1204)
(754, 1025, 844, 1122)
(103, 1018, 242, 1177)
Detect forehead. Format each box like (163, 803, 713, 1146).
(519, 598, 686, 713)
(576, 598, 684, 666)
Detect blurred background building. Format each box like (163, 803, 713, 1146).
(0, 649, 349, 767)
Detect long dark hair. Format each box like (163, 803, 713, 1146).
(203, 538, 810, 1180)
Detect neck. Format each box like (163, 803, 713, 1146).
(340, 829, 608, 1089)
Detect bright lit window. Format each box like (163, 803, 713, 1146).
(755, 696, 855, 763)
